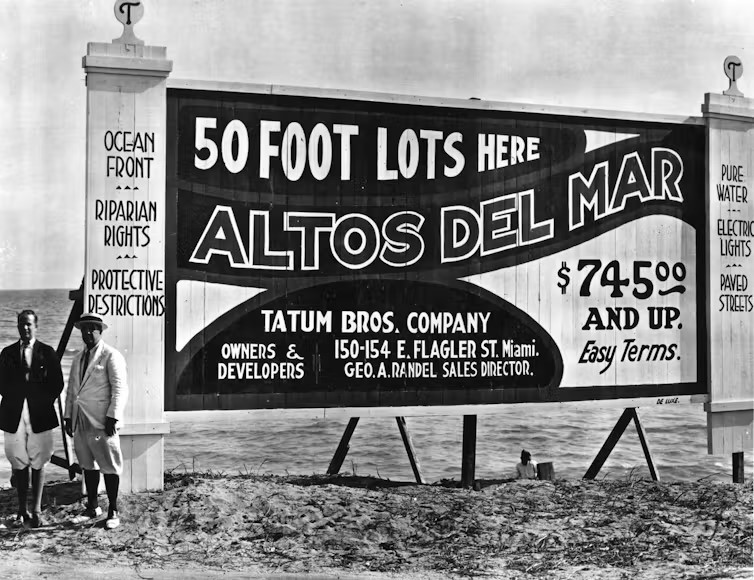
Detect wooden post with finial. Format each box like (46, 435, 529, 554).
(81, 0, 172, 492)
(703, 56, 754, 484)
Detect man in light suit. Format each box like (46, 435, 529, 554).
(64, 313, 128, 530)
(0, 310, 64, 528)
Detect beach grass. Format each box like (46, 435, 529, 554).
(0, 472, 751, 579)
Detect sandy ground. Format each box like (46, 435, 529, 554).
(0, 472, 751, 579)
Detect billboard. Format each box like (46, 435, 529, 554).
(165, 86, 706, 411)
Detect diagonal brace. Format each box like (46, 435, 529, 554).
(584, 408, 659, 481)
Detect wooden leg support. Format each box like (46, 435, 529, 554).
(328, 416, 427, 483)
(54, 280, 84, 480)
(584, 408, 660, 481)
(584, 409, 633, 479)
(461, 415, 477, 488)
(733, 452, 745, 483)
(327, 417, 359, 475)
(632, 408, 660, 481)
(396, 417, 426, 484)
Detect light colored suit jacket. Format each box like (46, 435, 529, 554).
(64, 341, 128, 430)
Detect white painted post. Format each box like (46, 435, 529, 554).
(703, 60, 754, 464)
(82, 2, 172, 492)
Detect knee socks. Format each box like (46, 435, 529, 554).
(13, 467, 29, 516)
(84, 469, 101, 509)
(104, 474, 120, 514)
(31, 467, 45, 514)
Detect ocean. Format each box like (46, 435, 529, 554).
(0, 288, 749, 487)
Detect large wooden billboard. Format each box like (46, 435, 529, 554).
(164, 84, 706, 412)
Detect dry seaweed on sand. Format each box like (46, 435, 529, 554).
(0, 473, 751, 579)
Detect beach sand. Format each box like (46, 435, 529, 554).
(0, 472, 751, 579)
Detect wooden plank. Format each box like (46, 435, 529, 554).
(167, 394, 710, 422)
(733, 452, 745, 483)
(705, 400, 754, 412)
(167, 78, 703, 126)
(173, 381, 706, 412)
(707, 410, 754, 454)
(55, 280, 84, 360)
(583, 408, 633, 479)
(54, 281, 84, 479)
(140, 434, 164, 491)
(631, 408, 660, 481)
(50, 454, 81, 475)
(461, 415, 477, 489)
(120, 436, 133, 493)
(121, 434, 164, 492)
(395, 417, 426, 484)
(326, 417, 359, 475)
(119, 422, 171, 435)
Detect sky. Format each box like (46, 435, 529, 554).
(0, 0, 752, 290)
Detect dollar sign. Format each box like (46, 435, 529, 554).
(557, 261, 570, 294)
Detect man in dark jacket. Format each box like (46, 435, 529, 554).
(0, 310, 64, 527)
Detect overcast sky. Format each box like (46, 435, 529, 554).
(0, 0, 752, 290)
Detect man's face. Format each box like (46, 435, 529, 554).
(79, 323, 102, 349)
(17, 314, 37, 343)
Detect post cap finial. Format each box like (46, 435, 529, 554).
(113, 0, 145, 45)
(723, 56, 744, 97)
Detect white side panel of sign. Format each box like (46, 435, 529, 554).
(705, 92, 754, 454)
(83, 42, 171, 490)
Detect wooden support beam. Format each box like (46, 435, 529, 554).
(733, 452, 745, 483)
(395, 417, 426, 484)
(632, 408, 660, 481)
(584, 408, 660, 480)
(56, 280, 84, 361)
(584, 408, 634, 479)
(327, 417, 359, 475)
(54, 279, 84, 480)
(50, 454, 81, 474)
(461, 415, 477, 489)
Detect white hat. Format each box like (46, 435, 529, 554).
(74, 312, 109, 331)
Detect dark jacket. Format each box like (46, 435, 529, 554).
(0, 340, 64, 433)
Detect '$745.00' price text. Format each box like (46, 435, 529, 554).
(556, 259, 687, 298)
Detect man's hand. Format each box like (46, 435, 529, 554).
(105, 417, 118, 437)
(64, 419, 72, 437)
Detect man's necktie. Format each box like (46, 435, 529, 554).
(21, 342, 30, 381)
(80, 349, 90, 383)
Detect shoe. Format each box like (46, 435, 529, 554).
(11, 511, 31, 528)
(105, 511, 120, 530)
(70, 506, 103, 524)
(30, 513, 43, 528)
